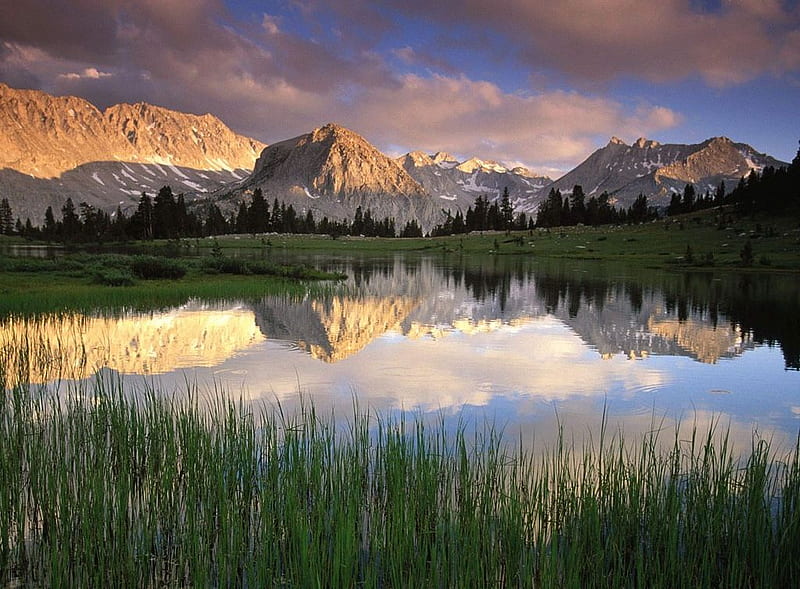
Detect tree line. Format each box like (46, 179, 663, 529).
(6, 186, 424, 243)
(533, 186, 658, 228)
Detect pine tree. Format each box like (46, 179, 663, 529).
(0, 198, 13, 235)
(500, 187, 514, 230)
(43, 206, 57, 240)
(681, 184, 696, 213)
(235, 201, 249, 234)
(60, 197, 81, 242)
(130, 192, 154, 240)
(153, 185, 177, 238)
(400, 219, 423, 237)
(597, 192, 614, 225)
(667, 191, 682, 216)
(628, 194, 649, 224)
(570, 185, 586, 225)
(248, 188, 269, 233)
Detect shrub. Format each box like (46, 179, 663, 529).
(739, 240, 754, 267)
(91, 268, 135, 286)
(130, 255, 186, 279)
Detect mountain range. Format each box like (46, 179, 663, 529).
(0, 83, 263, 222)
(0, 83, 788, 227)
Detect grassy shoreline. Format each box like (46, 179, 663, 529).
(173, 208, 800, 271)
(0, 252, 345, 317)
(1, 371, 798, 587)
(3, 208, 799, 272)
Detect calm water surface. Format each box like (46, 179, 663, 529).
(4, 252, 799, 448)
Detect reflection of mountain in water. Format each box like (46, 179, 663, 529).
(252, 295, 420, 362)
(1, 304, 264, 383)
(248, 256, 779, 366)
(7, 257, 795, 379)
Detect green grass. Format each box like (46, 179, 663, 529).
(1, 347, 799, 587)
(182, 208, 800, 272)
(0, 252, 346, 317)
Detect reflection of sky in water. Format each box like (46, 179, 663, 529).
(7, 255, 799, 450)
(159, 313, 798, 450)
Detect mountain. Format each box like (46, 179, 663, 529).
(545, 136, 787, 208)
(230, 123, 444, 230)
(0, 83, 264, 221)
(1, 82, 791, 229)
(397, 151, 551, 214)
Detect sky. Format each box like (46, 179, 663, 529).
(1, 0, 798, 175)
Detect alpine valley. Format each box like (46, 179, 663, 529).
(0, 83, 788, 229)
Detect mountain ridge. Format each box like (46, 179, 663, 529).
(544, 134, 787, 207)
(0, 83, 266, 221)
(0, 83, 265, 178)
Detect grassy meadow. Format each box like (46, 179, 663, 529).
(0, 251, 345, 317)
(181, 208, 800, 271)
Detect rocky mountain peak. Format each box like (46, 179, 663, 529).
(634, 137, 660, 149)
(654, 136, 758, 184)
(398, 151, 436, 168)
(547, 133, 787, 208)
(456, 157, 507, 174)
(431, 151, 458, 166)
(608, 136, 627, 146)
(705, 136, 732, 147)
(249, 123, 427, 200)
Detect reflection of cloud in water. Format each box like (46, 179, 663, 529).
(211, 316, 667, 414)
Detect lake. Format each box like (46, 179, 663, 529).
(3, 251, 799, 449)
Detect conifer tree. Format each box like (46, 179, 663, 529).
(0, 198, 13, 235)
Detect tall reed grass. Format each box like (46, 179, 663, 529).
(1, 346, 799, 587)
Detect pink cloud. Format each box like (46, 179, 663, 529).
(337, 0, 799, 86)
(340, 74, 681, 172)
(0, 0, 684, 172)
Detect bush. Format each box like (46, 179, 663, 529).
(739, 240, 754, 267)
(131, 255, 186, 280)
(246, 260, 279, 275)
(91, 268, 135, 286)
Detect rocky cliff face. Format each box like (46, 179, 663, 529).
(250, 123, 424, 198)
(238, 123, 444, 230)
(544, 135, 786, 208)
(0, 83, 264, 221)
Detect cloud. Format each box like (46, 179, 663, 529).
(338, 74, 680, 171)
(324, 0, 800, 86)
(59, 67, 113, 80)
(0, 0, 682, 171)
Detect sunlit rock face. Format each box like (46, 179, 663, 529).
(237, 123, 444, 230)
(0, 83, 265, 179)
(0, 305, 265, 384)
